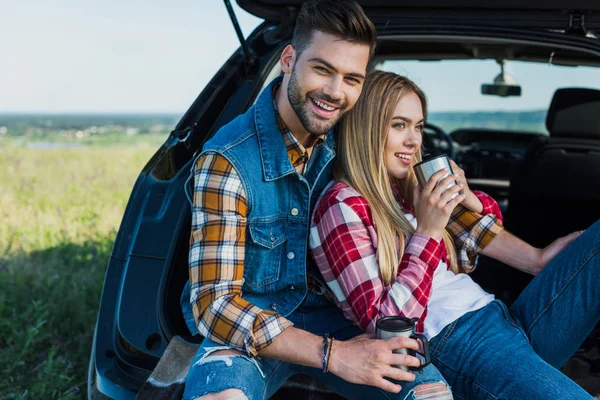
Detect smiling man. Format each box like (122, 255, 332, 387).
(283, 31, 363, 138)
(180, 1, 451, 399)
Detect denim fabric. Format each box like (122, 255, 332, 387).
(181, 76, 337, 335)
(429, 219, 600, 399)
(183, 291, 451, 400)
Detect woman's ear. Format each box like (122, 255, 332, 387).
(280, 45, 296, 74)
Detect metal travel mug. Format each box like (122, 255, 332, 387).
(376, 316, 431, 372)
(413, 155, 460, 200)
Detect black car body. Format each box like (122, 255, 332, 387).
(88, 1, 600, 398)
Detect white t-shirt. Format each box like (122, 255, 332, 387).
(404, 212, 495, 340)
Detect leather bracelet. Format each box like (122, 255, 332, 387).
(322, 334, 330, 373)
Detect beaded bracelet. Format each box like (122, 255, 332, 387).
(322, 334, 330, 373)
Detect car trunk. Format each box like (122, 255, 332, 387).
(160, 7, 600, 379)
(239, 0, 600, 35)
(90, 2, 600, 398)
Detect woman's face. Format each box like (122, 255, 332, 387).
(385, 92, 424, 180)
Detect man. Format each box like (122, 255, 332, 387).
(181, 1, 452, 399)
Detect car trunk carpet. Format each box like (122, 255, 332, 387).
(133, 336, 346, 399)
(135, 335, 197, 400)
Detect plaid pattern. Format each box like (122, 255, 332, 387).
(447, 190, 504, 272)
(189, 152, 291, 356)
(309, 182, 504, 334)
(188, 90, 326, 356)
(189, 152, 293, 356)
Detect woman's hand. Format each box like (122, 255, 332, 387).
(413, 169, 466, 240)
(449, 160, 483, 213)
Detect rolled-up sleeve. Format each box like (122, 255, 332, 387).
(446, 191, 504, 272)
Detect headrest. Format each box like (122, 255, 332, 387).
(546, 88, 600, 139)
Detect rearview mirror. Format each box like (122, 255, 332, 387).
(482, 59, 522, 97)
(481, 84, 522, 97)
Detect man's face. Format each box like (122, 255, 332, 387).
(286, 31, 370, 136)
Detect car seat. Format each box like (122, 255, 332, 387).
(472, 88, 600, 305)
(505, 87, 600, 248)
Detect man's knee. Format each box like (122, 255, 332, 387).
(192, 350, 250, 400)
(413, 382, 453, 399)
(194, 389, 247, 400)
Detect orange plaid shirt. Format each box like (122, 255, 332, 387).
(188, 88, 324, 355)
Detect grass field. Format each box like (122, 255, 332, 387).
(0, 135, 164, 399)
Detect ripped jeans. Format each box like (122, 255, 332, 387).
(183, 291, 452, 400)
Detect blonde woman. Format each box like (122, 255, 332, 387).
(310, 70, 600, 399)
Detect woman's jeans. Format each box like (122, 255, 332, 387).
(429, 219, 600, 399)
(184, 290, 452, 400)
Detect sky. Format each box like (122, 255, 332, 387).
(0, 0, 262, 114)
(1, 1, 599, 114)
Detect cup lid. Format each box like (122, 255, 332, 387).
(413, 154, 449, 169)
(376, 316, 419, 332)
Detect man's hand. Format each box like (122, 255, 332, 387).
(258, 326, 422, 393)
(328, 335, 422, 393)
(535, 230, 584, 273)
(482, 229, 584, 275)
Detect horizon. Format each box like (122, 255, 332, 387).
(0, 108, 550, 116)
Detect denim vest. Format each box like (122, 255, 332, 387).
(181, 77, 336, 335)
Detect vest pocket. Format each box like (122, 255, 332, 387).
(245, 220, 287, 289)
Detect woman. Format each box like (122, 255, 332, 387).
(310, 70, 600, 399)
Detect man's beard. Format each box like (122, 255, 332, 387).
(287, 70, 347, 136)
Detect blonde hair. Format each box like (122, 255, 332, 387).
(334, 70, 459, 284)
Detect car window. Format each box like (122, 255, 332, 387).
(378, 59, 600, 134)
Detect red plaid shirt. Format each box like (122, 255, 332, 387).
(309, 181, 504, 334)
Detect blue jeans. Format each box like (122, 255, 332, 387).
(184, 291, 451, 400)
(429, 219, 600, 399)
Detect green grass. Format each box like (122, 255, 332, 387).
(0, 132, 167, 148)
(0, 139, 160, 399)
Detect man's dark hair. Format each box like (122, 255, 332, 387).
(292, 0, 377, 60)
